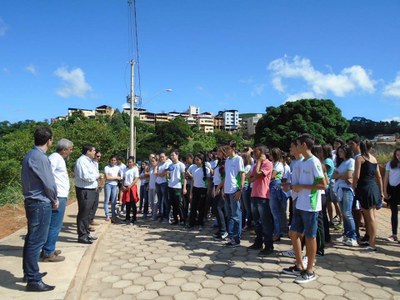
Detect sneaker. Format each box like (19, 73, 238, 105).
(258, 247, 274, 256)
(221, 232, 229, 240)
(41, 254, 66, 262)
(335, 235, 347, 243)
(344, 238, 359, 247)
(198, 225, 204, 231)
(248, 243, 263, 250)
(281, 249, 296, 258)
(282, 265, 303, 276)
(225, 240, 240, 248)
(334, 223, 343, 230)
(170, 220, 179, 225)
(363, 246, 377, 252)
(387, 235, 398, 242)
(294, 271, 317, 284)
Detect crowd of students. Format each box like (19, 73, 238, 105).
(100, 133, 399, 284)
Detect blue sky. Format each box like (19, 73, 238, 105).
(1, 0, 400, 123)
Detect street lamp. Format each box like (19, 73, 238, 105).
(128, 81, 173, 159)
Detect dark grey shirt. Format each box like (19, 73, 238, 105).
(21, 146, 58, 204)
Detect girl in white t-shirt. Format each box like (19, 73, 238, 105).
(122, 157, 139, 223)
(187, 153, 211, 229)
(383, 148, 400, 242)
(104, 156, 121, 222)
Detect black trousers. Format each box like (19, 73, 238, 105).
(169, 187, 183, 222)
(76, 187, 97, 239)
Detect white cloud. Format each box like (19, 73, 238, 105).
(268, 55, 376, 97)
(383, 116, 400, 122)
(383, 73, 400, 97)
(0, 18, 8, 37)
(25, 64, 38, 76)
(54, 66, 92, 98)
(284, 91, 316, 103)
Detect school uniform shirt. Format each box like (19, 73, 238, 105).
(224, 154, 245, 194)
(155, 159, 172, 184)
(49, 152, 70, 198)
(295, 155, 324, 212)
(289, 157, 304, 200)
(272, 161, 284, 181)
(104, 165, 120, 186)
(386, 162, 400, 186)
(188, 164, 211, 188)
(168, 161, 186, 189)
(213, 165, 222, 186)
(148, 166, 157, 190)
(124, 166, 139, 186)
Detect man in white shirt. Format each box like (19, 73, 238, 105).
(41, 139, 73, 262)
(75, 144, 99, 244)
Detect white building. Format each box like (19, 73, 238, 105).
(246, 114, 263, 135)
(222, 110, 240, 131)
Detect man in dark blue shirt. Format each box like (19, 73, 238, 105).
(21, 127, 58, 292)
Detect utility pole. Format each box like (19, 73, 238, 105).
(129, 59, 136, 159)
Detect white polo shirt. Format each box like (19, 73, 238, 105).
(49, 152, 69, 198)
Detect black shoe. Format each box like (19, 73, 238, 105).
(248, 243, 263, 250)
(88, 235, 98, 241)
(26, 280, 55, 292)
(258, 247, 274, 256)
(170, 220, 179, 225)
(23, 272, 47, 283)
(78, 238, 93, 244)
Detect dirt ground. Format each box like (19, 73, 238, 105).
(0, 198, 76, 240)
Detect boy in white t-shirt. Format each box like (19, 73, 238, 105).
(218, 142, 245, 247)
(168, 150, 187, 225)
(282, 134, 326, 284)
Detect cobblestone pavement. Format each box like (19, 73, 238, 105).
(81, 208, 400, 300)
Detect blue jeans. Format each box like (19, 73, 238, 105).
(226, 192, 242, 243)
(241, 185, 252, 227)
(156, 182, 169, 219)
(104, 184, 118, 218)
(339, 188, 357, 239)
(23, 199, 52, 282)
(269, 180, 287, 237)
(42, 197, 67, 256)
(140, 183, 149, 215)
(251, 197, 274, 249)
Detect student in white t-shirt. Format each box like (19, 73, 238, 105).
(282, 134, 326, 284)
(187, 153, 211, 229)
(148, 155, 159, 220)
(168, 150, 187, 225)
(155, 151, 172, 222)
(383, 148, 400, 242)
(219, 142, 245, 247)
(104, 155, 121, 222)
(122, 156, 139, 223)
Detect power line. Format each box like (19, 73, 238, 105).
(127, 0, 142, 106)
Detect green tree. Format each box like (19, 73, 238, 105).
(155, 117, 192, 149)
(254, 99, 348, 150)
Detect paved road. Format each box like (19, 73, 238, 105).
(81, 208, 400, 300)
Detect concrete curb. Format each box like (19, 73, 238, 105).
(65, 220, 111, 300)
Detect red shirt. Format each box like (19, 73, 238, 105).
(251, 159, 273, 199)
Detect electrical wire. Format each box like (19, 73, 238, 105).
(127, 0, 142, 107)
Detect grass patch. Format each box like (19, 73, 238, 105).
(0, 183, 24, 206)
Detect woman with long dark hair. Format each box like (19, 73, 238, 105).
(383, 148, 400, 242)
(353, 140, 383, 251)
(187, 153, 211, 230)
(333, 145, 357, 246)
